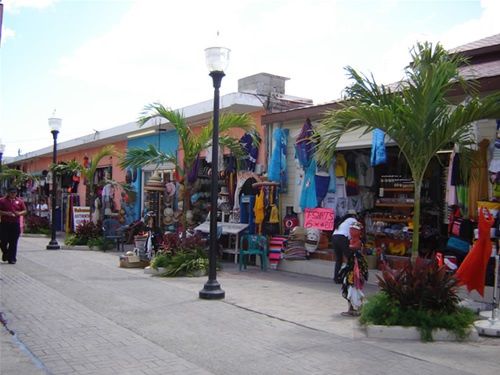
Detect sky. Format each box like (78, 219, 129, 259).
(1, 0, 499, 158)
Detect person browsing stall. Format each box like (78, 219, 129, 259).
(0, 187, 27, 264)
(331, 209, 358, 283)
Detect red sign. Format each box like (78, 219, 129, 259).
(304, 208, 335, 230)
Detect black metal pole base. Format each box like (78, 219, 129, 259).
(199, 280, 225, 300)
(46, 240, 60, 250)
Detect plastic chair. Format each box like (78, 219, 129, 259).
(102, 218, 125, 252)
(239, 234, 268, 271)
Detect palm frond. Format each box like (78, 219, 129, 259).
(121, 144, 179, 172)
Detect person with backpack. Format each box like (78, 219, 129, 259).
(331, 209, 358, 283)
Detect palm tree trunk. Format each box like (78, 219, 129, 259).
(411, 176, 423, 263)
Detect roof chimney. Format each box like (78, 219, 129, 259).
(238, 73, 289, 95)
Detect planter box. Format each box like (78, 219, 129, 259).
(365, 324, 479, 342)
(119, 255, 149, 269)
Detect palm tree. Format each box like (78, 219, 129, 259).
(52, 145, 117, 206)
(316, 42, 500, 260)
(0, 167, 39, 191)
(121, 102, 257, 236)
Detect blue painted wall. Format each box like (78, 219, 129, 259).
(126, 130, 178, 221)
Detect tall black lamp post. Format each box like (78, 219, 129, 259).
(47, 116, 62, 250)
(199, 45, 230, 300)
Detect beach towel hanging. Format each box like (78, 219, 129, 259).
(370, 128, 387, 166)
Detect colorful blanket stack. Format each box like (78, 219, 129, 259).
(268, 236, 287, 269)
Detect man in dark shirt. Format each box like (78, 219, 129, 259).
(0, 187, 27, 264)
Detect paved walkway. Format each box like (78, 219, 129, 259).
(0, 235, 499, 374)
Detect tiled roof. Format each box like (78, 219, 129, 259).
(449, 33, 500, 53)
(459, 60, 500, 80)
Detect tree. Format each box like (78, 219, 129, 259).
(316, 42, 500, 260)
(0, 167, 39, 191)
(120, 102, 257, 236)
(52, 145, 117, 206)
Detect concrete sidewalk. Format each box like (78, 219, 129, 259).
(1, 235, 499, 374)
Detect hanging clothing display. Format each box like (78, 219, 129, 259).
(370, 129, 387, 166)
(300, 160, 318, 209)
(239, 132, 260, 171)
(295, 118, 314, 169)
(315, 165, 330, 206)
(488, 120, 500, 173)
(335, 153, 347, 177)
(445, 150, 457, 207)
(355, 152, 374, 187)
(268, 128, 288, 192)
(468, 139, 489, 220)
(327, 159, 336, 193)
(455, 208, 494, 297)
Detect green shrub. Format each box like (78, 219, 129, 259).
(159, 248, 210, 277)
(150, 253, 171, 270)
(65, 234, 88, 246)
(360, 292, 476, 341)
(87, 236, 114, 251)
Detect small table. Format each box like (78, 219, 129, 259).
(194, 222, 249, 263)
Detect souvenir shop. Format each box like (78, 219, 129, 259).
(270, 117, 500, 276)
(136, 131, 283, 242)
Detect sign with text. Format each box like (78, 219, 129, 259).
(73, 206, 91, 231)
(304, 208, 335, 231)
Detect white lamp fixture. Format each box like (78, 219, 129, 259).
(205, 46, 230, 73)
(48, 117, 62, 132)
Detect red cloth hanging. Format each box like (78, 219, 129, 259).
(455, 208, 493, 296)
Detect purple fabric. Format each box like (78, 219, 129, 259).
(187, 156, 201, 184)
(295, 118, 314, 168)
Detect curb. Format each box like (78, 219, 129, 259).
(365, 324, 479, 342)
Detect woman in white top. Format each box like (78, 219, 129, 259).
(332, 209, 358, 283)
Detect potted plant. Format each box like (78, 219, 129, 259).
(360, 259, 477, 341)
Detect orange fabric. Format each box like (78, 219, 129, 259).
(455, 208, 493, 296)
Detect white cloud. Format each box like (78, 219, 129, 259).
(1, 27, 16, 44)
(439, 0, 500, 49)
(4, 0, 58, 13)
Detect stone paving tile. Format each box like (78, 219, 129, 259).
(1, 237, 499, 375)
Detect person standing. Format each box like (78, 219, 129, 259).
(340, 221, 369, 316)
(36, 197, 50, 219)
(331, 209, 358, 283)
(0, 187, 27, 264)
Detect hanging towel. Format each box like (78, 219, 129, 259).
(300, 160, 318, 209)
(370, 128, 387, 166)
(268, 128, 288, 192)
(327, 158, 336, 193)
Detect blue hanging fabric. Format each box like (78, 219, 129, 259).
(300, 160, 318, 209)
(327, 157, 336, 193)
(295, 118, 314, 169)
(268, 128, 288, 192)
(371, 128, 387, 166)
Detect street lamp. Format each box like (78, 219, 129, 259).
(47, 116, 62, 250)
(199, 45, 230, 300)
